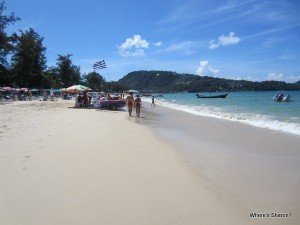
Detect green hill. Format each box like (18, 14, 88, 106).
(118, 70, 300, 92)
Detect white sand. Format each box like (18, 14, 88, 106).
(0, 101, 248, 225)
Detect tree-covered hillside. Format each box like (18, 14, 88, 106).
(118, 70, 300, 92)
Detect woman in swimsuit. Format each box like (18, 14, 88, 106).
(126, 92, 134, 117)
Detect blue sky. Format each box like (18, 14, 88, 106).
(6, 0, 300, 82)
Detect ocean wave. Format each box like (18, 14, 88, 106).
(143, 98, 300, 136)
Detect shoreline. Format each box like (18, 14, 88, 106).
(142, 94, 300, 137)
(140, 101, 300, 224)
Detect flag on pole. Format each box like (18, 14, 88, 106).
(93, 60, 106, 70)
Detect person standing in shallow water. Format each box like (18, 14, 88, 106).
(126, 92, 134, 117)
(134, 95, 142, 118)
(151, 96, 156, 107)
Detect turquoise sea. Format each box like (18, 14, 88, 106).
(143, 91, 300, 136)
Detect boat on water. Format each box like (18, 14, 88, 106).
(273, 93, 291, 102)
(196, 92, 228, 99)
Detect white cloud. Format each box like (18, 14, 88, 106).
(196, 61, 208, 75)
(266, 72, 300, 83)
(208, 40, 219, 49)
(120, 35, 149, 49)
(266, 72, 285, 81)
(196, 60, 220, 76)
(153, 41, 162, 47)
(219, 32, 241, 45)
(118, 35, 149, 57)
(209, 32, 241, 49)
(208, 66, 220, 74)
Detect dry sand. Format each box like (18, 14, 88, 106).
(0, 100, 240, 225)
(0, 100, 298, 225)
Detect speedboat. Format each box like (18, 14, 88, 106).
(96, 96, 126, 110)
(273, 93, 291, 102)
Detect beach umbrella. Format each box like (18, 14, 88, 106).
(66, 85, 92, 93)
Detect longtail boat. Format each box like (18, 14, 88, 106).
(196, 92, 228, 98)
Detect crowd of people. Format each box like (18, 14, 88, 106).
(0, 88, 63, 103)
(1, 88, 157, 122)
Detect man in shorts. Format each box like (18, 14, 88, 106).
(134, 95, 142, 118)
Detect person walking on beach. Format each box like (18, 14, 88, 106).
(126, 92, 134, 117)
(134, 95, 142, 118)
(28, 90, 32, 101)
(83, 91, 88, 107)
(151, 96, 156, 107)
(50, 89, 54, 101)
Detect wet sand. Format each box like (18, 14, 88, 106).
(141, 101, 300, 225)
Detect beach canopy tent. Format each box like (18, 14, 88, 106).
(66, 85, 92, 93)
(125, 89, 139, 94)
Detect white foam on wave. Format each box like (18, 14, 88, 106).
(143, 98, 300, 136)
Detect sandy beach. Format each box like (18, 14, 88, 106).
(0, 100, 299, 225)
